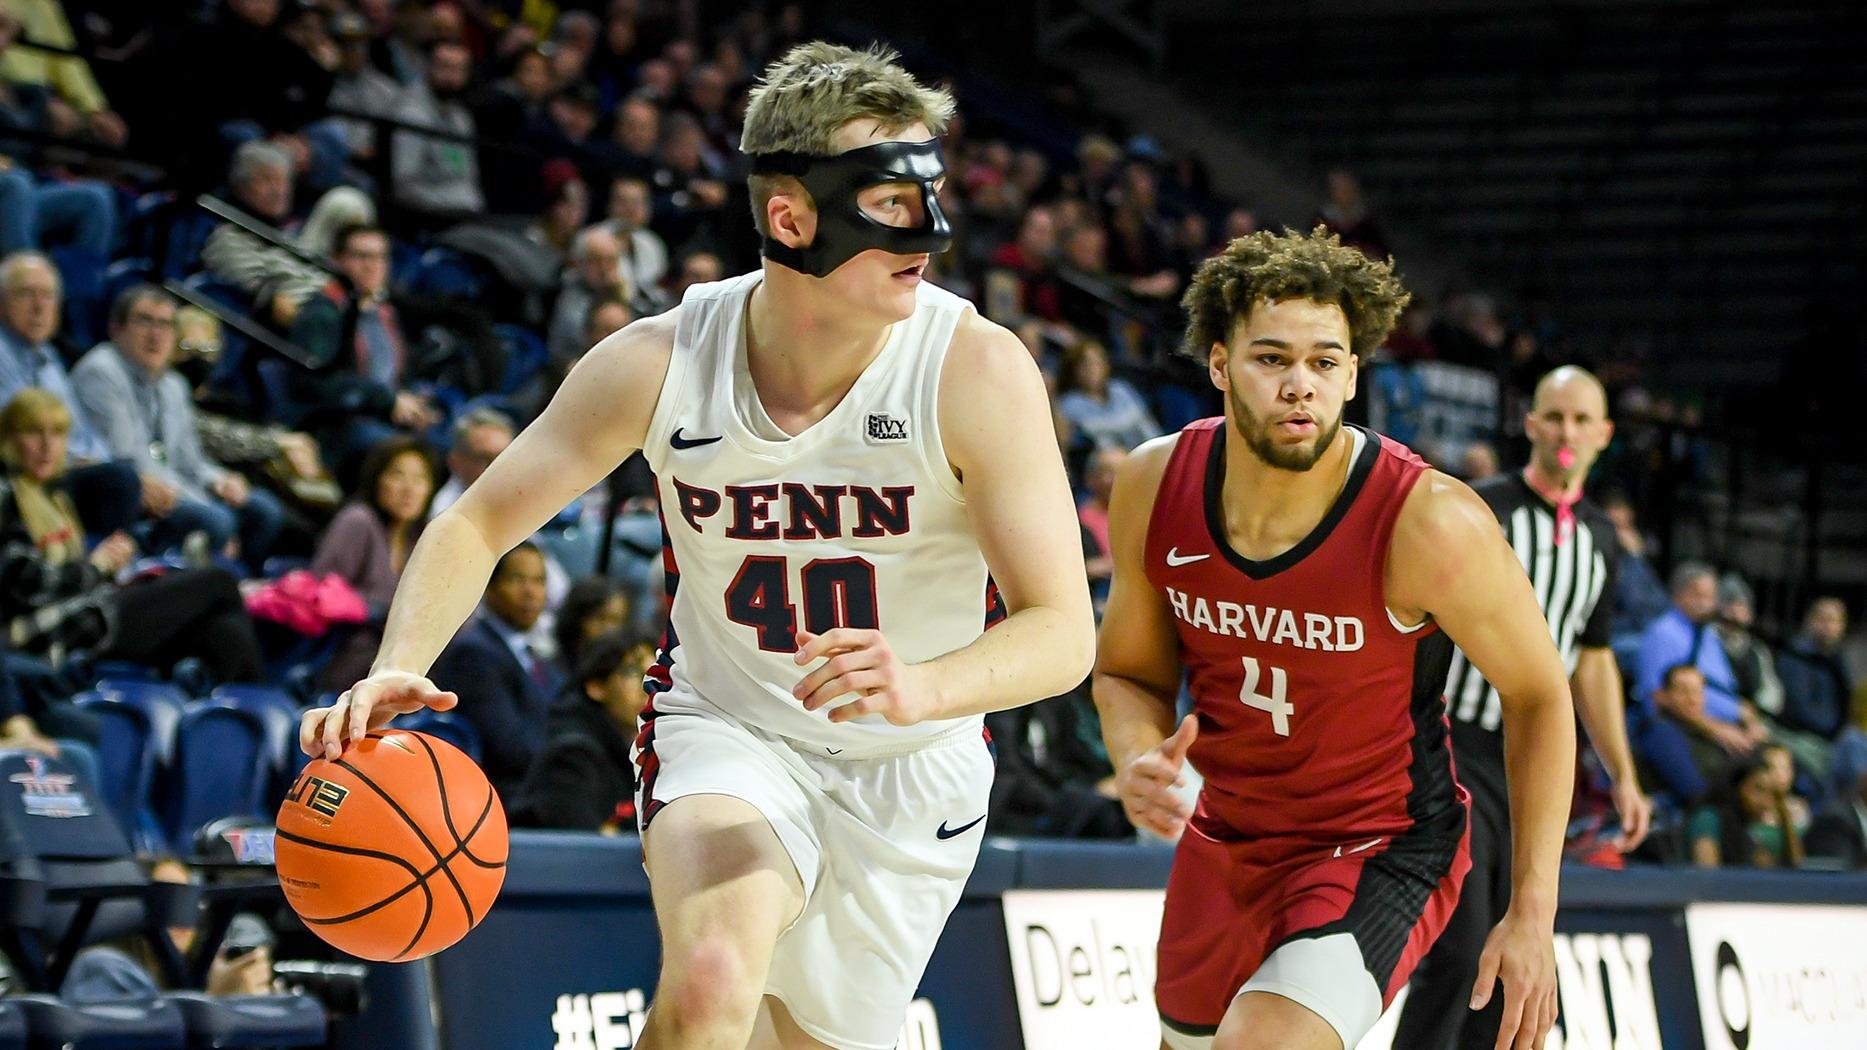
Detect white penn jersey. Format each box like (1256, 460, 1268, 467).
(639, 272, 999, 755)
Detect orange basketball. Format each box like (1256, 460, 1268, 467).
(275, 730, 507, 962)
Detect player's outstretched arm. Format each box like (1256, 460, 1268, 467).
(882, 313, 1096, 719)
(1390, 471, 1574, 1050)
(1088, 436, 1195, 838)
(300, 312, 677, 758)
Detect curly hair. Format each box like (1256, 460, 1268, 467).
(1178, 227, 1411, 360)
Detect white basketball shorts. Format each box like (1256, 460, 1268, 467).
(633, 705, 994, 1050)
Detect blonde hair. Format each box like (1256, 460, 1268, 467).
(0, 387, 73, 440)
(740, 41, 956, 234)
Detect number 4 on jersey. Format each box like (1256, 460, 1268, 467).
(726, 555, 879, 652)
(1239, 657, 1293, 736)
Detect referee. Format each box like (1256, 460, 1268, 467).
(1393, 365, 1653, 1050)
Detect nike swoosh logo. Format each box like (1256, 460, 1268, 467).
(1165, 547, 1210, 567)
(825, 748, 843, 756)
(1333, 837, 1384, 858)
(936, 815, 986, 840)
(670, 428, 723, 450)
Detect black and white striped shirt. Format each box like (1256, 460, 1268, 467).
(1445, 474, 1619, 808)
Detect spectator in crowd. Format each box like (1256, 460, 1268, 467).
(551, 575, 630, 677)
(1635, 562, 1769, 743)
(428, 540, 557, 796)
(1715, 573, 1786, 726)
(431, 407, 513, 518)
(1459, 441, 1500, 482)
(0, 21, 116, 345)
(310, 435, 437, 690)
(200, 140, 374, 327)
(1056, 339, 1160, 454)
(1079, 445, 1122, 603)
(1689, 749, 1805, 870)
(1806, 736, 1867, 868)
(178, 306, 339, 514)
(326, 10, 402, 164)
(1603, 492, 1670, 640)
(1774, 596, 1855, 785)
(507, 627, 652, 833)
(647, 110, 729, 249)
(985, 204, 1062, 323)
(471, 46, 556, 210)
(0, 387, 264, 682)
(985, 682, 1129, 838)
(0, 0, 128, 148)
(604, 176, 670, 315)
(1384, 299, 1437, 363)
(1639, 663, 1750, 805)
(524, 160, 587, 261)
(1106, 162, 1178, 299)
(71, 286, 286, 573)
(0, 250, 140, 537)
(391, 39, 483, 220)
(1432, 290, 1507, 369)
(1313, 169, 1388, 260)
(287, 223, 442, 479)
(63, 858, 276, 1001)
(668, 248, 720, 301)
(0, 631, 93, 751)
(586, 295, 633, 350)
(605, 94, 661, 180)
(548, 224, 626, 366)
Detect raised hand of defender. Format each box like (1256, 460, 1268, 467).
(298, 671, 459, 760)
(1472, 907, 1559, 1050)
(1116, 715, 1198, 839)
(792, 628, 937, 726)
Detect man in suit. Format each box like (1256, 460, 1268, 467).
(508, 628, 652, 834)
(428, 541, 556, 795)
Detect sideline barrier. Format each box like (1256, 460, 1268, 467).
(351, 833, 1867, 1050)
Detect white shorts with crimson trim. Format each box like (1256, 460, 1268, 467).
(633, 704, 993, 1050)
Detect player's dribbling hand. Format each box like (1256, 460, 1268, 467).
(792, 629, 937, 726)
(1472, 907, 1559, 1050)
(298, 671, 459, 760)
(1115, 715, 1198, 839)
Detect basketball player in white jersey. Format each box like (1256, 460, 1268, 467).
(298, 42, 1094, 1050)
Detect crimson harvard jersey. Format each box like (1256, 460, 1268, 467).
(1144, 418, 1466, 847)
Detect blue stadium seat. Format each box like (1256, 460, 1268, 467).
(259, 556, 309, 580)
(397, 708, 485, 765)
(413, 246, 485, 298)
(178, 271, 248, 315)
(206, 687, 300, 790)
(88, 660, 161, 683)
(167, 993, 327, 1049)
(69, 694, 166, 856)
(93, 680, 190, 767)
(165, 703, 271, 853)
(8, 993, 186, 1050)
(0, 999, 22, 1050)
(103, 257, 155, 311)
(495, 323, 549, 395)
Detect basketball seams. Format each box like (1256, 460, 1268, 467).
(275, 824, 436, 949)
(280, 731, 506, 962)
(337, 749, 478, 928)
(407, 732, 507, 868)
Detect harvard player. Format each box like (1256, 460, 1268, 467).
(300, 43, 1094, 1050)
(1094, 229, 1573, 1050)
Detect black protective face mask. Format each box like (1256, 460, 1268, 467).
(748, 138, 952, 278)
